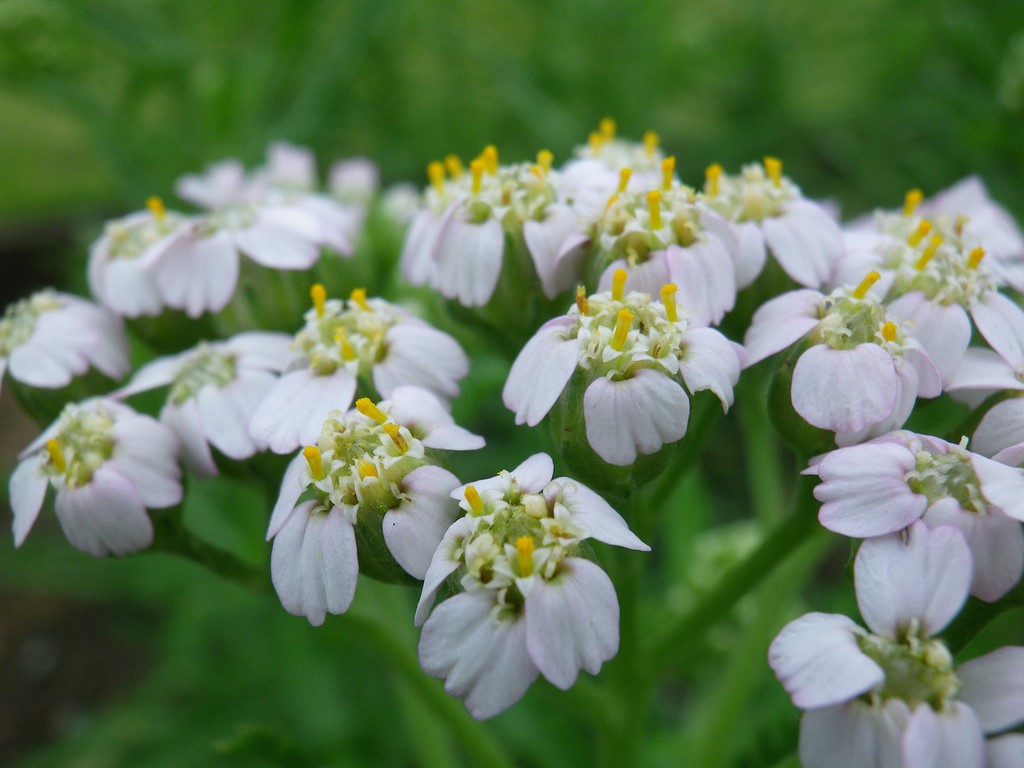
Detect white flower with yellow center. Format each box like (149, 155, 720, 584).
(266, 387, 483, 626)
(565, 119, 666, 192)
(249, 285, 469, 454)
(10, 398, 181, 556)
(0, 289, 129, 395)
(415, 453, 649, 719)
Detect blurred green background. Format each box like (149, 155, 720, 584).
(1, 1, 1023, 766)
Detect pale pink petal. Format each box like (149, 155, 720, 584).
(547, 478, 649, 550)
(763, 201, 843, 288)
(972, 291, 1024, 368)
(92, 256, 165, 318)
(972, 454, 1024, 522)
(522, 558, 618, 689)
(375, 324, 468, 400)
(8, 320, 89, 388)
(834, 358, 921, 448)
(946, 348, 1024, 394)
(418, 590, 538, 720)
(225, 332, 294, 372)
(116, 355, 185, 398)
(503, 316, 579, 427)
(888, 293, 972, 384)
(414, 517, 471, 626)
(973, 398, 1024, 458)
(387, 386, 483, 451)
(922, 177, 1024, 264)
(176, 160, 248, 209)
(267, 453, 309, 540)
(249, 368, 357, 454)
(742, 289, 822, 367)
(768, 612, 883, 709)
(161, 400, 218, 477)
(400, 209, 443, 286)
(10, 453, 48, 547)
(197, 379, 262, 460)
(156, 232, 240, 317)
(107, 415, 182, 509)
(235, 216, 320, 269)
(665, 238, 736, 327)
(584, 370, 689, 466)
(958, 646, 1024, 733)
(597, 254, 671, 299)
(901, 702, 984, 768)
(792, 344, 897, 433)
(854, 521, 971, 638)
(432, 212, 505, 307)
(987, 735, 1024, 768)
(732, 220, 767, 290)
(815, 442, 925, 537)
(383, 465, 461, 580)
(523, 204, 586, 299)
(678, 327, 741, 409)
(53, 466, 153, 557)
(799, 699, 909, 768)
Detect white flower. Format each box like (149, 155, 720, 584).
(415, 453, 649, 719)
(116, 332, 292, 476)
(972, 397, 1024, 466)
(0, 289, 130, 395)
(250, 285, 469, 454)
(504, 277, 742, 466)
(10, 398, 181, 556)
(266, 387, 483, 625)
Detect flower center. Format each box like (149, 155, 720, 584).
(104, 207, 185, 261)
(42, 403, 116, 488)
(702, 159, 797, 223)
(595, 183, 700, 268)
(812, 280, 892, 351)
(858, 632, 959, 710)
(907, 439, 988, 514)
(0, 289, 62, 356)
(294, 287, 399, 377)
(169, 345, 238, 404)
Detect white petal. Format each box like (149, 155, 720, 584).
(583, 369, 690, 466)
(451, 453, 555, 501)
(503, 316, 579, 427)
(987, 734, 1024, 768)
(156, 232, 240, 317)
(400, 210, 443, 286)
(768, 612, 883, 709)
(161, 400, 218, 477)
(387, 386, 483, 451)
(888, 293, 972, 384)
(957, 646, 1024, 734)
(678, 327, 741, 409)
(383, 465, 461, 579)
(547, 478, 649, 550)
(742, 290, 822, 367)
(799, 700, 910, 768)
(523, 204, 585, 299)
(116, 354, 185, 398)
(418, 590, 538, 720)
(197, 377, 267, 460)
(225, 332, 294, 372)
(763, 201, 843, 288)
(414, 517, 471, 626)
(972, 291, 1024, 368)
(431, 212, 505, 307)
(854, 521, 971, 637)
(972, 453, 1024, 522)
(732, 220, 767, 290)
(249, 368, 356, 454)
(946, 348, 1024, 394)
(53, 466, 153, 557)
(107, 414, 182, 509)
(901, 702, 984, 768)
(598, 255, 671, 299)
(792, 344, 897, 433)
(973, 398, 1024, 458)
(7, 317, 89, 388)
(375, 324, 468, 400)
(235, 218, 320, 269)
(267, 453, 309, 540)
(666, 236, 737, 327)
(10, 453, 48, 547)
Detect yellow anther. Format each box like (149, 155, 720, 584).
(914, 236, 943, 270)
(427, 161, 445, 194)
(661, 283, 679, 322)
(350, 288, 370, 311)
(45, 439, 65, 474)
(355, 398, 388, 424)
(968, 247, 986, 270)
(444, 154, 464, 179)
(851, 271, 881, 300)
(537, 149, 553, 172)
(647, 190, 663, 229)
(764, 156, 783, 187)
(599, 117, 616, 141)
(612, 268, 628, 301)
(334, 328, 356, 360)
(903, 188, 924, 217)
(643, 130, 659, 157)
(303, 446, 326, 481)
(481, 145, 499, 174)
(907, 220, 932, 247)
(464, 485, 484, 515)
(588, 131, 603, 152)
(146, 196, 166, 221)
(617, 167, 633, 194)
(357, 459, 379, 480)
(531, 165, 545, 180)
(661, 156, 676, 191)
(310, 283, 327, 317)
(470, 159, 484, 195)
(383, 423, 408, 453)
(611, 309, 633, 351)
(516, 536, 536, 577)
(955, 214, 969, 236)
(882, 321, 897, 343)
(706, 163, 723, 196)
(604, 193, 620, 211)
(576, 285, 589, 316)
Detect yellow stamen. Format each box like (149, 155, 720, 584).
(350, 288, 370, 311)
(914, 236, 943, 270)
(444, 154, 464, 179)
(46, 439, 65, 474)
(968, 247, 986, 270)
(764, 156, 782, 187)
(334, 328, 356, 360)
(617, 167, 633, 194)
(611, 309, 633, 351)
(481, 145, 498, 174)
(470, 159, 484, 195)
(955, 214, 969, 236)
(599, 117, 616, 141)
(706, 163, 723, 196)
(576, 285, 589, 316)
(355, 398, 388, 424)
(427, 161, 445, 194)
(383, 423, 408, 453)
(310, 283, 327, 317)
(537, 149, 553, 172)
(588, 131, 603, 152)
(146, 196, 166, 221)
(643, 130, 659, 157)
(516, 536, 535, 577)
(464, 485, 483, 515)
(647, 190, 663, 229)
(661, 156, 675, 191)
(612, 268, 628, 302)
(851, 271, 881, 300)
(357, 459, 378, 480)
(881, 321, 897, 343)
(903, 188, 924, 217)
(661, 283, 678, 322)
(303, 446, 326, 481)
(907, 220, 931, 247)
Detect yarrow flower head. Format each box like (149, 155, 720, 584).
(504, 274, 742, 466)
(0, 289, 129, 396)
(769, 522, 1024, 768)
(10, 398, 181, 557)
(265, 387, 483, 626)
(415, 453, 649, 719)
(250, 285, 469, 454)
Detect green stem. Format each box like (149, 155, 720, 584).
(644, 393, 722, 510)
(738, 375, 787, 523)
